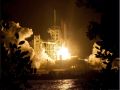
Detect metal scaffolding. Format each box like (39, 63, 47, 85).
(34, 35, 41, 56)
(34, 9, 63, 61)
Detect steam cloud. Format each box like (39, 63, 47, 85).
(1, 21, 56, 69)
(1, 21, 34, 62)
(88, 42, 104, 69)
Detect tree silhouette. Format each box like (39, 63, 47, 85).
(76, 0, 119, 70)
(0, 21, 33, 89)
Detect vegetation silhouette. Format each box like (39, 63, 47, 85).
(76, 0, 119, 70)
(76, 0, 119, 89)
(0, 21, 33, 89)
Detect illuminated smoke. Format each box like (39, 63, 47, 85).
(88, 42, 102, 66)
(88, 54, 101, 65)
(32, 45, 54, 69)
(88, 42, 110, 69)
(1, 21, 56, 69)
(19, 40, 35, 59)
(32, 55, 41, 69)
(40, 48, 54, 63)
(0, 21, 34, 60)
(0, 21, 55, 69)
(18, 27, 33, 41)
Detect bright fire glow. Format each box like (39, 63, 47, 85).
(57, 46, 71, 60)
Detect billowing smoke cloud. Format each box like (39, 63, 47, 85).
(88, 41, 119, 70)
(88, 42, 106, 69)
(32, 43, 55, 69)
(0, 21, 34, 60)
(20, 40, 35, 59)
(32, 55, 41, 69)
(18, 27, 33, 41)
(40, 48, 54, 63)
(0, 21, 55, 69)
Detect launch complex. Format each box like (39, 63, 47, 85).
(33, 10, 71, 63)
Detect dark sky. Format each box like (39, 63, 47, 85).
(2, 0, 101, 58)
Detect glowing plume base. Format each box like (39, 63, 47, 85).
(57, 46, 71, 60)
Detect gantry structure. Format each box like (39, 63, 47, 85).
(34, 9, 64, 61)
(34, 35, 41, 56)
(44, 9, 62, 60)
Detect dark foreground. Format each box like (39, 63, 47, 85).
(1, 69, 119, 90)
(27, 79, 98, 90)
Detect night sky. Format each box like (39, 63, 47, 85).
(1, 0, 101, 58)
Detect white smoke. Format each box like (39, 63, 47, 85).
(1, 21, 34, 60)
(1, 21, 55, 69)
(19, 40, 35, 59)
(32, 55, 41, 69)
(18, 27, 33, 41)
(40, 48, 54, 63)
(88, 42, 104, 69)
(32, 44, 54, 69)
(88, 42, 113, 69)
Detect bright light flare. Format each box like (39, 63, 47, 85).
(57, 46, 71, 60)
